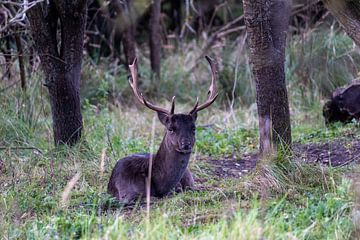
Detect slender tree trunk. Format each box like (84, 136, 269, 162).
(170, 0, 182, 34)
(122, 23, 136, 65)
(121, 0, 136, 64)
(14, 33, 26, 91)
(149, 0, 161, 77)
(109, 0, 136, 64)
(27, 0, 87, 145)
(323, 0, 360, 47)
(243, 0, 292, 155)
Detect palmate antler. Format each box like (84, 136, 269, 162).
(128, 56, 218, 115)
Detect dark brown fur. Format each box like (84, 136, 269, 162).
(323, 81, 360, 124)
(108, 56, 218, 204)
(108, 114, 196, 203)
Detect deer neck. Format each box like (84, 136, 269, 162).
(151, 133, 191, 196)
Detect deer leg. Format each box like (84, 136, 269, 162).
(168, 176, 193, 196)
(180, 168, 195, 190)
(173, 182, 183, 193)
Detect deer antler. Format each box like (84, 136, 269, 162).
(129, 58, 175, 115)
(189, 56, 219, 114)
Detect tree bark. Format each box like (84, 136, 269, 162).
(323, 0, 360, 47)
(27, 0, 87, 145)
(243, 0, 292, 155)
(149, 0, 161, 77)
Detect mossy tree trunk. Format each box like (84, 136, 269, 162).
(243, 0, 292, 155)
(323, 0, 360, 47)
(27, 0, 87, 146)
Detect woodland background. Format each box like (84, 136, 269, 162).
(1, 0, 360, 239)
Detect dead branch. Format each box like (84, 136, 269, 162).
(0, 0, 45, 33)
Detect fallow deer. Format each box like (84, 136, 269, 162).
(108, 56, 218, 203)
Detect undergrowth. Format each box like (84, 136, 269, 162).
(1, 26, 360, 239)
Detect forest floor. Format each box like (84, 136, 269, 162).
(2, 18, 360, 239)
(1, 103, 360, 239)
(203, 133, 360, 180)
(1, 99, 360, 239)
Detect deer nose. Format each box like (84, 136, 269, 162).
(180, 140, 192, 150)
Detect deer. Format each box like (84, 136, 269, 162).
(107, 56, 218, 204)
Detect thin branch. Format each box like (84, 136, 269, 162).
(0, 0, 45, 33)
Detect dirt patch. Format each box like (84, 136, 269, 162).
(204, 154, 258, 179)
(294, 139, 360, 167)
(202, 136, 360, 179)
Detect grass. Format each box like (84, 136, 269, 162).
(1, 94, 359, 239)
(1, 26, 360, 239)
(0, 133, 356, 239)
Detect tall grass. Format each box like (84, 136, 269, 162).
(0, 26, 359, 239)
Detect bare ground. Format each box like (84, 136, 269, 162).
(201, 135, 360, 179)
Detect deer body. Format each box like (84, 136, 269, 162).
(108, 57, 218, 203)
(151, 134, 193, 196)
(107, 150, 193, 201)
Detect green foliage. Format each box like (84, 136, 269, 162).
(0, 97, 357, 239)
(1, 26, 359, 239)
(79, 26, 360, 118)
(293, 122, 360, 144)
(195, 127, 257, 156)
(287, 27, 360, 109)
(264, 179, 353, 239)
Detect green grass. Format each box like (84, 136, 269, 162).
(1, 134, 356, 239)
(1, 26, 360, 239)
(1, 96, 358, 239)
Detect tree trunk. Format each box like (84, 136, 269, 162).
(27, 0, 87, 146)
(109, 0, 136, 64)
(122, 22, 136, 65)
(120, 0, 136, 64)
(243, 0, 292, 155)
(169, 0, 182, 34)
(14, 33, 26, 91)
(149, 0, 161, 77)
(323, 0, 360, 47)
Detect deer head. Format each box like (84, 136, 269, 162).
(128, 56, 218, 154)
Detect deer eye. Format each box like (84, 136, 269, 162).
(169, 127, 176, 134)
(192, 127, 196, 133)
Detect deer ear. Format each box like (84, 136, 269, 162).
(191, 112, 197, 121)
(157, 112, 170, 126)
